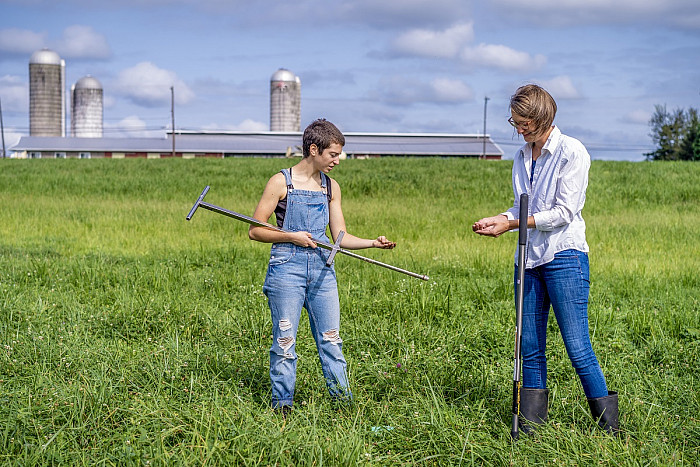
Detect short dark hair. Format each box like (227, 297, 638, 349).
(302, 119, 345, 158)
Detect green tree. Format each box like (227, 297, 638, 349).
(679, 108, 700, 161)
(646, 105, 700, 161)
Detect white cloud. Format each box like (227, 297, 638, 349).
(107, 115, 161, 137)
(0, 28, 47, 54)
(116, 115, 147, 131)
(375, 75, 473, 105)
(460, 43, 546, 72)
(53, 25, 111, 59)
(230, 119, 268, 131)
(391, 22, 474, 58)
(115, 62, 195, 107)
(537, 76, 581, 99)
(0, 25, 110, 59)
(202, 119, 268, 132)
(0, 75, 28, 111)
(431, 78, 473, 102)
(389, 22, 545, 72)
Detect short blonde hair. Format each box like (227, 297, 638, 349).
(510, 84, 557, 136)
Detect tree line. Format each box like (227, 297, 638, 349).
(646, 105, 700, 161)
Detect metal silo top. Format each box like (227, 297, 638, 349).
(30, 48, 62, 65)
(75, 75, 103, 90)
(271, 68, 297, 82)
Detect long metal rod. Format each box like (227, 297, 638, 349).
(511, 192, 529, 440)
(186, 186, 429, 281)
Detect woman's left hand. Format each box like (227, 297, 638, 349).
(373, 236, 397, 249)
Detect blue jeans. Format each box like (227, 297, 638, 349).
(517, 249, 608, 399)
(263, 243, 351, 408)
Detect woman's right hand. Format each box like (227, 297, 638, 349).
(472, 215, 510, 237)
(288, 230, 317, 248)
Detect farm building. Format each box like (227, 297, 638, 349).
(14, 51, 503, 160)
(10, 131, 503, 160)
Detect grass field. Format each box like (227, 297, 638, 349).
(0, 158, 698, 465)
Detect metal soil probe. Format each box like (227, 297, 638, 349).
(186, 186, 429, 281)
(511, 192, 529, 440)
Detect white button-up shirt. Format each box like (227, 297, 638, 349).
(503, 126, 590, 268)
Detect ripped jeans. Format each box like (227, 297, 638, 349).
(263, 243, 351, 408)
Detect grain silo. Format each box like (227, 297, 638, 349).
(29, 48, 65, 137)
(71, 76, 103, 138)
(270, 68, 301, 132)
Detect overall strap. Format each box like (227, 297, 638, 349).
(281, 168, 294, 193)
(321, 172, 332, 203)
(274, 169, 293, 229)
(283, 168, 331, 203)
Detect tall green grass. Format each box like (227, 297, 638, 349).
(0, 158, 698, 465)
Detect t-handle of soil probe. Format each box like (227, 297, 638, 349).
(186, 185, 210, 220)
(325, 230, 345, 267)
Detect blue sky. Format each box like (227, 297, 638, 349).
(1, 0, 699, 160)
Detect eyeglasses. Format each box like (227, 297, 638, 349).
(508, 117, 532, 130)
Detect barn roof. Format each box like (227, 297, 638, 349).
(11, 131, 503, 158)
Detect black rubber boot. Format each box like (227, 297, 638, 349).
(275, 405, 292, 420)
(519, 388, 549, 435)
(587, 391, 619, 436)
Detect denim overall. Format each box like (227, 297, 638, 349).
(263, 169, 351, 409)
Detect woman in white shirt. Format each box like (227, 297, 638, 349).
(473, 84, 618, 436)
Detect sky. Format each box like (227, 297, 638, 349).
(1, 0, 699, 161)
